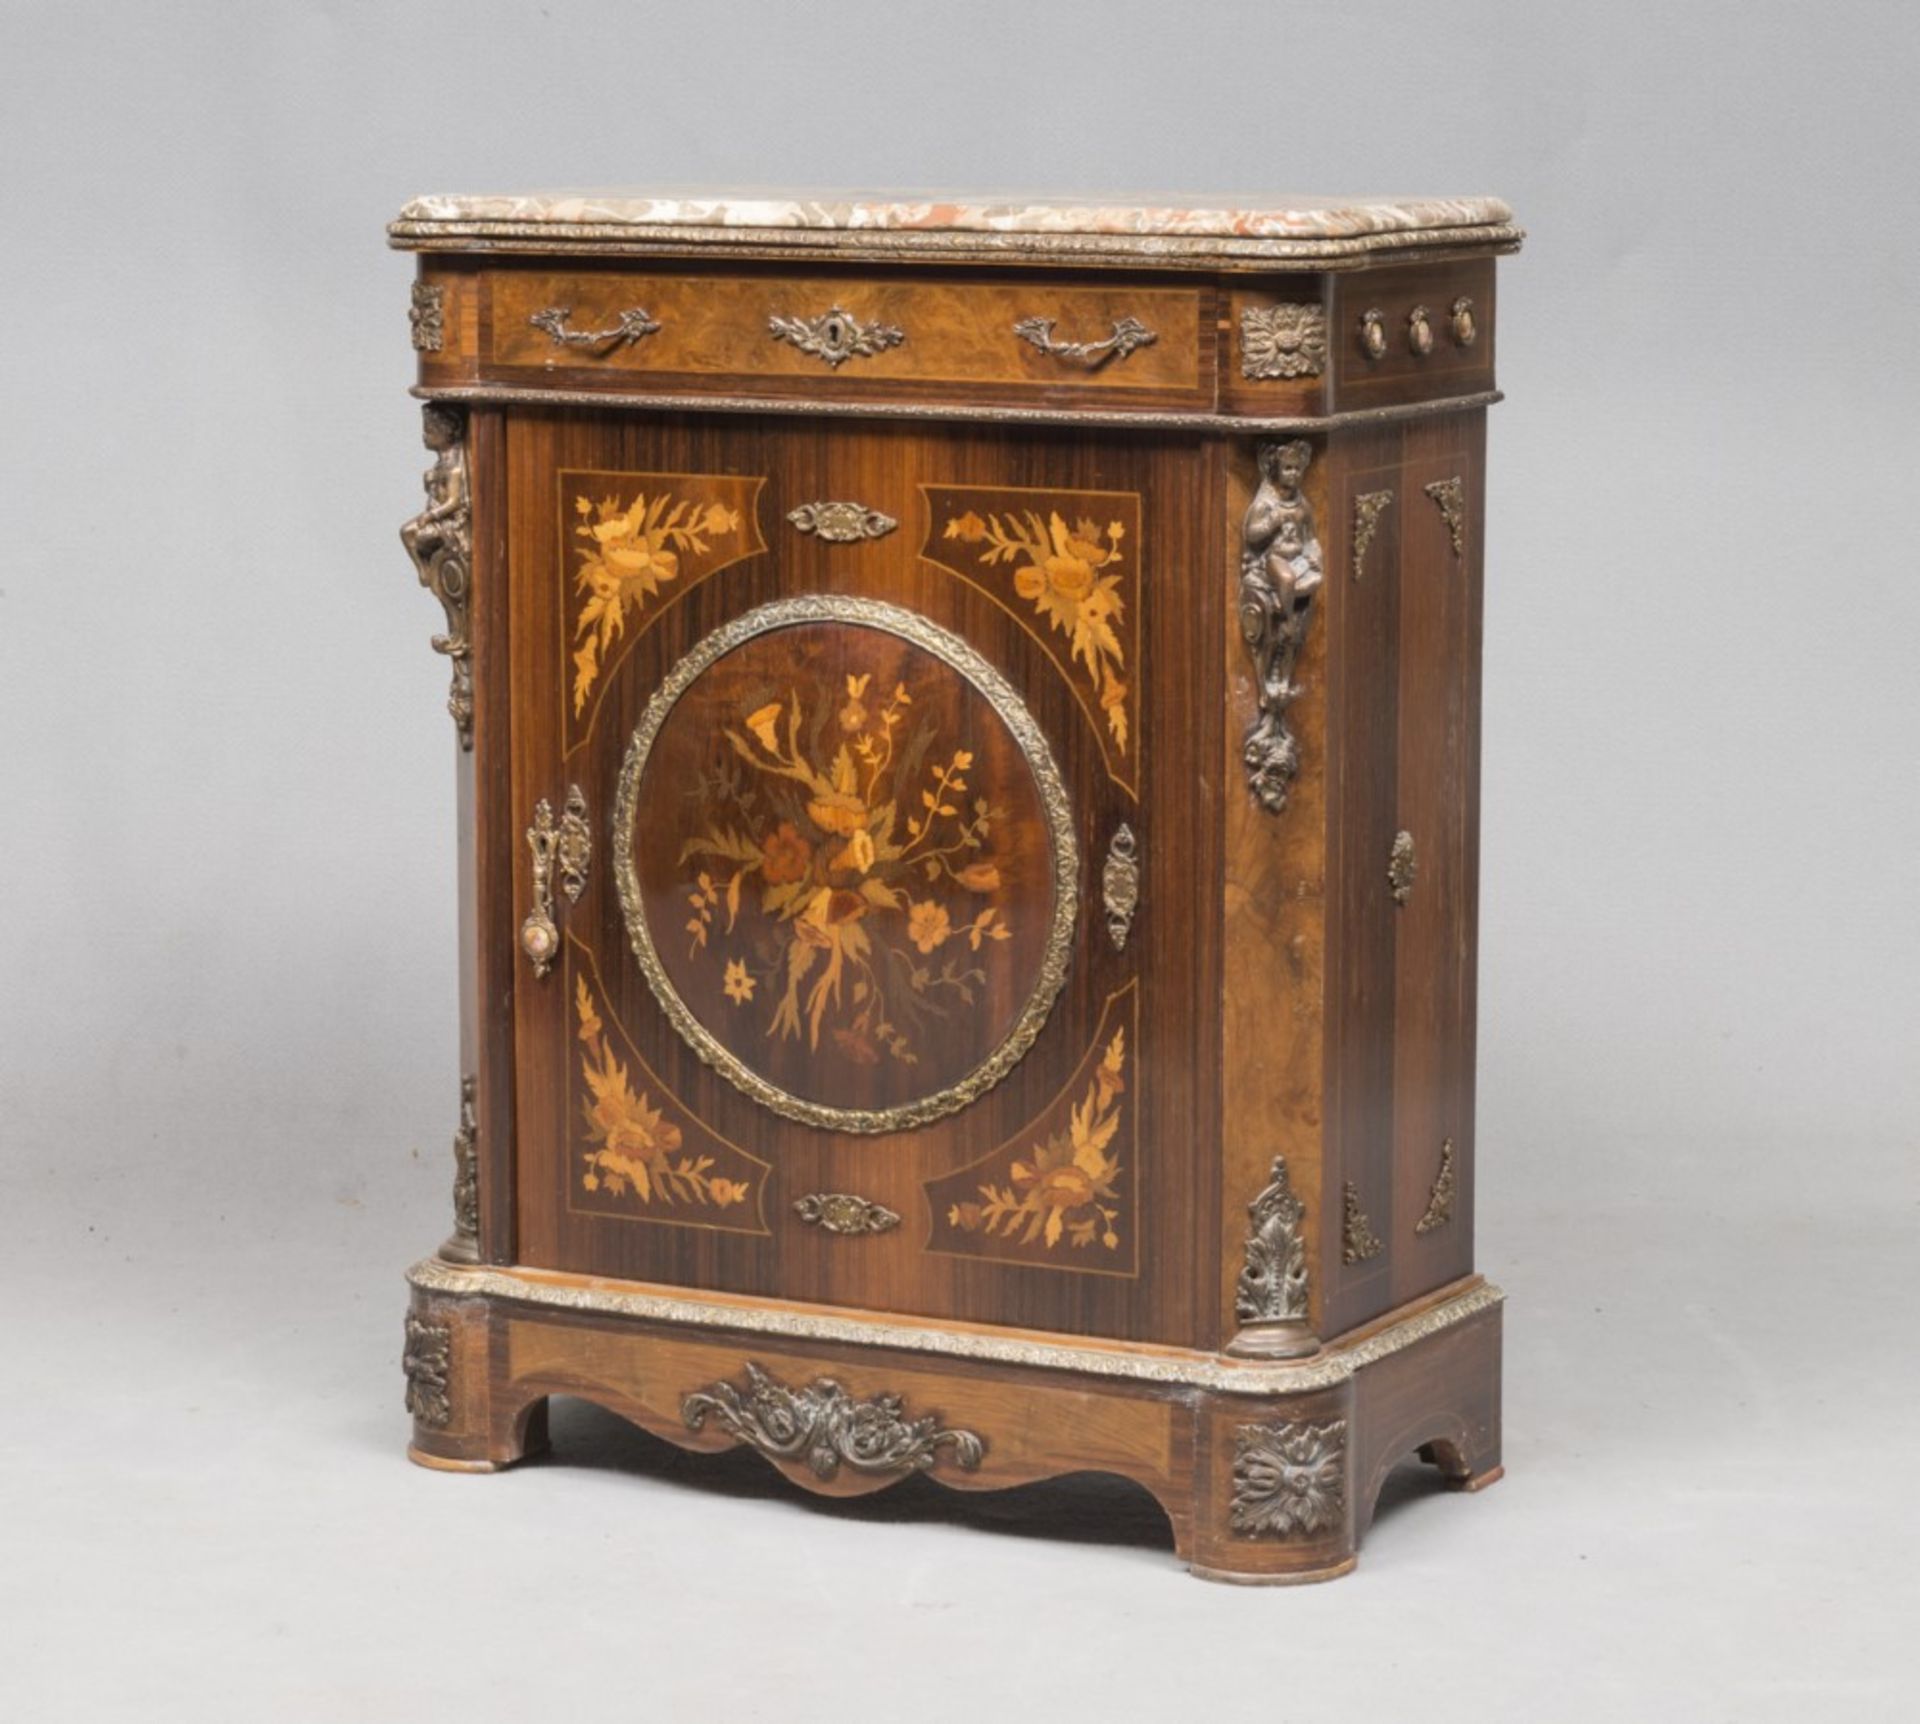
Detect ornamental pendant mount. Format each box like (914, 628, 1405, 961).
(1238, 440, 1324, 815)
(1228, 1154, 1317, 1359)
(439, 1074, 480, 1265)
(399, 404, 474, 749)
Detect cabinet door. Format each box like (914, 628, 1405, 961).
(502, 410, 1212, 1344)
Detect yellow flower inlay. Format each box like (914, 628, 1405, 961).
(675, 671, 1013, 1074)
(571, 489, 743, 717)
(575, 975, 749, 1211)
(944, 507, 1129, 753)
(949, 1029, 1127, 1252)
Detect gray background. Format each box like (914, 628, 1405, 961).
(3, 0, 1916, 1717)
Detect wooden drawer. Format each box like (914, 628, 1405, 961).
(470, 266, 1216, 408)
(1326, 258, 1495, 411)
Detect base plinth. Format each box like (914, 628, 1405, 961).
(401, 1259, 1502, 1582)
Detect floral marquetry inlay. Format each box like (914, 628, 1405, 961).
(615, 596, 1078, 1134)
(923, 487, 1140, 790)
(561, 471, 766, 745)
(927, 988, 1138, 1274)
(571, 969, 769, 1231)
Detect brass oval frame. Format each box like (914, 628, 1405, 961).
(613, 594, 1080, 1134)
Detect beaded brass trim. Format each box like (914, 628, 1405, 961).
(387, 217, 1525, 271)
(612, 595, 1080, 1134)
(412, 382, 1504, 435)
(405, 1259, 1503, 1396)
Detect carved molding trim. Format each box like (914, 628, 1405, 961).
(1424, 476, 1466, 559)
(409, 1258, 1503, 1395)
(1102, 823, 1140, 950)
(793, 1192, 902, 1236)
(1013, 313, 1156, 367)
(403, 1317, 452, 1429)
(521, 784, 589, 976)
(409, 281, 445, 352)
(767, 305, 905, 367)
(1239, 304, 1328, 379)
(682, 1362, 985, 1480)
(1352, 489, 1392, 580)
(1416, 1138, 1458, 1235)
(1231, 1419, 1348, 1539)
(441, 1074, 479, 1263)
(399, 404, 473, 748)
(1388, 830, 1418, 906)
(1237, 440, 1324, 814)
(786, 499, 898, 542)
(1234, 1155, 1310, 1326)
(1341, 1183, 1383, 1264)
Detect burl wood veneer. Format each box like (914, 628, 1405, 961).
(395, 190, 1520, 1582)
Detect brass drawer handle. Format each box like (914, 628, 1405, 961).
(767, 304, 905, 368)
(1359, 308, 1388, 361)
(1407, 305, 1435, 357)
(528, 305, 661, 354)
(1013, 314, 1157, 367)
(521, 785, 591, 976)
(1451, 296, 1478, 347)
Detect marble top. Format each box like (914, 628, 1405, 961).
(391, 191, 1519, 263)
(396, 190, 1512, 240)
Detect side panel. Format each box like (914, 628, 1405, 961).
(1320, 412, 1484, 1338)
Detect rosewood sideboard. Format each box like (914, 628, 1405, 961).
(394, 189, 1521, 1582)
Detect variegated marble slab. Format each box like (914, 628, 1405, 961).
(391, 190, 1520, 263)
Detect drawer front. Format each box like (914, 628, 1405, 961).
(480, 267, 1215, 406)
(1327, 259, 1495, 411)
(500, 411, 1214, 1345)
